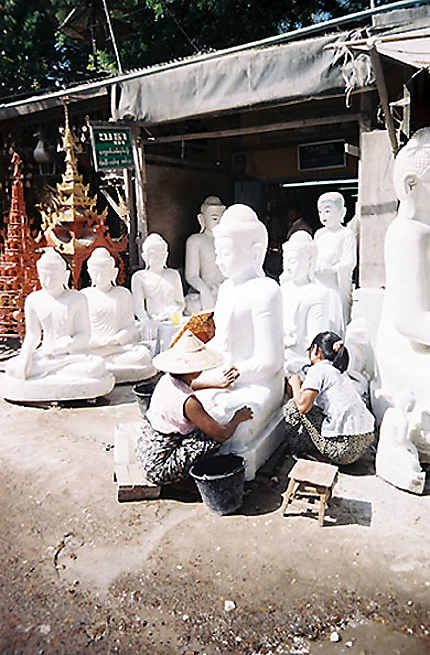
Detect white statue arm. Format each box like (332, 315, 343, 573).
(388, 224, 430, 345)
(131, 271, 150, 322)
(167, 269, 185, 316)
(52, 296, 90, 355)
(236, 285, 282, 383)
(304, 299, 326, 347)
(334, 229, 356, 277)
(17, 296, 43, 378)
(185, 236, 213, 307)
(110, 290, 139, 345)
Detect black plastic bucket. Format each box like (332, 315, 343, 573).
(132, 379, 157, 416)
(190, 454, 246, 515)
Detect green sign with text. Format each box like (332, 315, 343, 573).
(89, 124, 134, 171)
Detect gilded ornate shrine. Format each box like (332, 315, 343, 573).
(0, 152, 40, 339)
(38, 105, 128, 288)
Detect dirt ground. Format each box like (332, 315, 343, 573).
(0, 383, 429, 655)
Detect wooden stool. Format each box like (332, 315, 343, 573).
(283, 459, 338, 526)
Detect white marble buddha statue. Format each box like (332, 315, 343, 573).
(194, 204, 285, 479)
(81, 248, 156, 383)
(374, 127, 430, 468)
(281, 231, 344, 376)
(184, 195, 226, 313)
(0, 248, 114, 401)
(131, 233, 185, 324)
(314, 192, 356, 326)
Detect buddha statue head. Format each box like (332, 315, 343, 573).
(87, 247, 118, 290)
(213, 203, 268, 280)
(317, 191, 346, 229)
(282, 231, 316, 284)
(197, 195, 226, 234)
(393, 127, 430, 222)
(36, 248, 70, 296)
(141, 233, 168, 271)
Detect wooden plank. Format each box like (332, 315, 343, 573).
(141, 114, 361, 145)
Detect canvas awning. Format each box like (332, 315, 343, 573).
(116, 32, 372, 126)
(369, 29, 430, 68)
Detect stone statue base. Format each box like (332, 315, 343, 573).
(196, 370, 285, 481)
(89, 345, 157, 384)
(220, 408, 285, 481)
(105, 362, 156, 384)
(0, 370, 115, 402)
(376, 456, 426, 495)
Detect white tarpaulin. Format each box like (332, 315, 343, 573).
(376, 29, 430, 67)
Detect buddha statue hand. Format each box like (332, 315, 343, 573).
(48, 336, 74, 357)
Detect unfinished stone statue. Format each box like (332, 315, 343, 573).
(81, 248, 156, 383)
(131, 233, 185, 324)
(376, 392, 426, 495)
(314, 192, 356, 327)
(194, 204, 285, 480)
(373, 128, 430, 464)
(0, 248, 114, 401)
(344, 317, 373, 404)
(184, 195, 226, 313)
(281, 231, 344, 376)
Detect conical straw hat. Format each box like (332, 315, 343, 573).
(152, 329, 224, 374)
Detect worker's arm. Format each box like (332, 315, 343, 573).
(288, 373, 318, 414)
(184, 395, 253, 443)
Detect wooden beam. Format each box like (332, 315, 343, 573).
(141, 113, 362, 145)
(368, 44, 399, 155)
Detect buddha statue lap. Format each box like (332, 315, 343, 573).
(373, 128, 430, 484)
(131, 233, 185, 351)
(194, 204, 285, 480)
(184, 195, 226, 313)
(81, 248, 156, 383)
(281, 231, 344, 376)
(314, 192, 356, 327)
(0, 248, 114, 401)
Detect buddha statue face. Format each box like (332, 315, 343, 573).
(198, 196, 225, 234)
(317, 192, 346, 229)
(282, 232, 315, 283)
(141, 234, 168, 271)
(393, 127, 430, 222)
(37, 249, 69, 296)
(87, 248, 117, 291)
(214, 204, 268, 280)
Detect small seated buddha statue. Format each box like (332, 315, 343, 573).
(81, 248, 156, 383)
(0, 248, 114, 401)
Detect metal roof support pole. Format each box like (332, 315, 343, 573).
(131, 126, 148, 268)
(368, 42, 399, 155)
(123, 168, 138, 273)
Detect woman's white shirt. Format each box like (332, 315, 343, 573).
(302, 360, 374, 437)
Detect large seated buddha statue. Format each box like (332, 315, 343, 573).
(0, 248, 114, 401)
(81, 248, 156, 383)
(194, 204, 285, 480)
(374, 127, 430, 476)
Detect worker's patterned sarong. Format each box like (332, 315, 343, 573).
(283, 398, 374, 465)
(135, 419, 220, 485)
